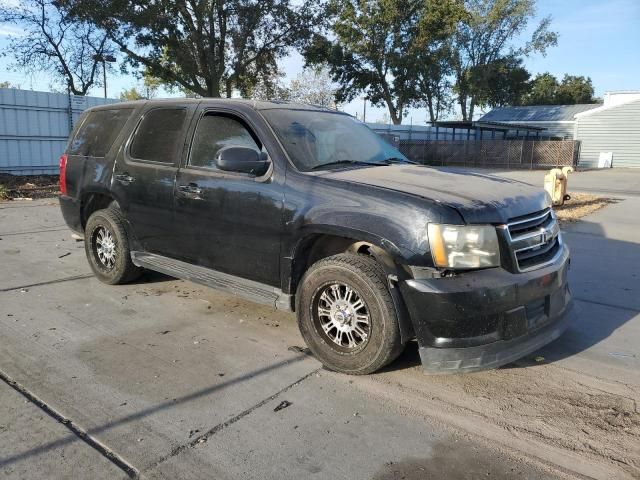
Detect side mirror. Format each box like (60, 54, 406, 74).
(215, 146, 270, 176)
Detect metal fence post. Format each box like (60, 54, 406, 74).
(530, 141, 535, 169)
(67, 87, 73, 133)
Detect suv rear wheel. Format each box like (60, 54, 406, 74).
(296, 253, 404, 374)
(85, 207, 142, 285)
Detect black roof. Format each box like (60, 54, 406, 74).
(95, 97, 342, 113)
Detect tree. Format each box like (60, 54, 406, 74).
(140, 70, 162, 100)
(288, 66, 338, 107)
(522, 72, 597, 105)
(0, 0, 114, 95)
(525, 72, 558, 104)
(452, 0, 558, 120)
(468, 56, 530, 108)
(306, 0, 463, 124)
(68, 0, 323, 98)
(555, 75, 595, 104)
(119, 87, 145, 101)
(0, 81, 17, 89)
(247, 72, 291, 101)
(416, 45, 455, 122)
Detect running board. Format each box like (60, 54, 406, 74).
(131, 251, 292, 311)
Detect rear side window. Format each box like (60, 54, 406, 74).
(129, 108, 187, 164)
(68, 108, 132, 157)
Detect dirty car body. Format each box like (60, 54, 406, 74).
(59, 99, 574, 374)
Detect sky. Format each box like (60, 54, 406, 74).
(1, 0, 639, 123)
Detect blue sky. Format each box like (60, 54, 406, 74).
(1, 0, 638, 123)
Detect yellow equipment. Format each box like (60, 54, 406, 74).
(544, 167, 573, 206)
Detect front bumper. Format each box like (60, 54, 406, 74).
(399, 245, 573, 374)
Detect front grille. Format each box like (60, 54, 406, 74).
(505, 208, 562, 272)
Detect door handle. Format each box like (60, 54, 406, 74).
(178, 183, 203, 197)
(115, 173, 135, 184)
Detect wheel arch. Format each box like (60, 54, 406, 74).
(286, 229, 415, 343)
(80, 189, 122, 230)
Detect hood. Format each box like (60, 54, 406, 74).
(320, 165, 549, 224)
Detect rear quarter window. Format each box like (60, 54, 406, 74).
(68, 108, 132, 157)
(129, 108, 187, 164)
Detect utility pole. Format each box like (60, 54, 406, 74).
(93, 54, 117, 98)
(363, 98, 367, 123)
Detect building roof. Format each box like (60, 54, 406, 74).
(479, 104, 601, 122)
(431, 120, 545, 132)
(575, 96, 640, 118)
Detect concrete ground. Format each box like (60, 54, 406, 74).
(0, 170, 638, 479)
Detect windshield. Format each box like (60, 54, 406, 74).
(261, 109, 409, 171)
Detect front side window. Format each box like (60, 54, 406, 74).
(260, 109, 407, 171)
(69, 108, 132, 157)
(189, 114, 261, 170)
(129, 108, 187, 163)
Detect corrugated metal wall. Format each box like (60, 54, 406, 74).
(501, 122, 575, 140)
(0, 88, 117, 175)
(575, 99, 640, 168)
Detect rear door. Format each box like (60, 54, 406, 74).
(111, 104, 197, 256)
(173, 108, 284, 286)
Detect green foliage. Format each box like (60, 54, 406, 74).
(555, 75, 596, 104)
(246, 72, 291, 102)
(68, 0, 323, 98)
(0, 184, 7, 200)
(522, 72, 597, 105)
(0, 0, 113, 95)
(119, 87, 145, 101)
(0, 81, 15, 88)
(467, 56, 530, 108)
(416, 45, 455, 122)
(452, 0, 558, 119)
(306, 0, 463, 124)
(525, 72, 558, 105)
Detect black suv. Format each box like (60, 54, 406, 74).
(59, 99, 574, 374)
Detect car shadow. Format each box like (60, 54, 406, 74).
(136, 270, 174, 285)
(510, 219, 639, 367)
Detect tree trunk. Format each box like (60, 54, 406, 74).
(225, 78, 233, 98)
(459, 94, 468, 121)
(205, 79, 220, 97)
(386, 101, 400, 125)
(469, 97, 476, 121)
(426, 91, 436, 122)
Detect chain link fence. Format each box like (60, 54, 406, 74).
(397, 139, 580, 169)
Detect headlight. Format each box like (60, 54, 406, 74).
(427, 224, 500, 269)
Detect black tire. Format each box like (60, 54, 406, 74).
(296, 253, 404, 375)
(84, 207, 142, 285)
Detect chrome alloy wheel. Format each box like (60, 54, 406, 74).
(94, 226, 117, 270)
(315, 283, 370, 350)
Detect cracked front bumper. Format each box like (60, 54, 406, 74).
(399, 245, 573, 374)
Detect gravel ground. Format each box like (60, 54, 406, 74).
(555, 193, 617, 224)
(0, 174, 59, 200)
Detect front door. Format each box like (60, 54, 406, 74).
(173, 109, 283, 287)
(112, 105, 195, 256)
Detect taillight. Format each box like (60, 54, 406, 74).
(59, 153, 68, 195)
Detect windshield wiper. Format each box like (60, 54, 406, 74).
(311, 160, 384, 170)
(381, 157, 417, 164)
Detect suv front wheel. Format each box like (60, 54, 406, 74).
(296, 253, 404, 374)
(85, 207, 143, 285)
